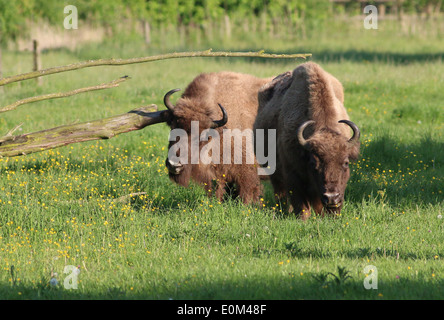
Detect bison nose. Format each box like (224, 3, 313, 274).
(322, 192, 341, 207)
(165, 158, 184, 175)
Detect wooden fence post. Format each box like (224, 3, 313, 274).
(33, 39, 42, 86)
(142, 20, 151, 45)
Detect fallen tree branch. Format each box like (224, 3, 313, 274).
(0, 104, 165, 157)
(0, 76, 130, 113)
(0, 49, 311, 86)
(0, 124, 24, 145)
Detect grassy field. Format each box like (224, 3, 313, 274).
(0, 18, 443, 300)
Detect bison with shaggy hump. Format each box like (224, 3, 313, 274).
(253, 62, 360, 219)
(149, 71, 272, 204)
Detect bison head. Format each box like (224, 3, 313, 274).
(162, 88, 227, 186)
(297, 120, 360, 214)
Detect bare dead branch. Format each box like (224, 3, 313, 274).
(0, 49, 311, 86)
(0, 76, 130, 113)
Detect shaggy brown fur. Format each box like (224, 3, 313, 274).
(254, 62, 360, 219)
(165, 71, 272, 204)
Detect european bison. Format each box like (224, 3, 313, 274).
(253, 62, 360, 219)
(156, 71, 272, 204)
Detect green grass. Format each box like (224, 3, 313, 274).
(0, 18, 443, 300)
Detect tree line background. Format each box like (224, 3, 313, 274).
(1, 0, 442, 47)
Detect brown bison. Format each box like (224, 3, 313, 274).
(149, 71, 272, 204)
(253, 62, 360, 219)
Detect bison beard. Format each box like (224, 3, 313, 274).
(254, 62, 360, 219)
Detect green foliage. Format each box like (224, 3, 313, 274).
(0, 0, 33, 44)
(328, 267, 353, 286)
(313, 266, 352, 287)
(1, 0, 442, 45)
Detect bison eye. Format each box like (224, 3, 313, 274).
(343, 160, 349, 169)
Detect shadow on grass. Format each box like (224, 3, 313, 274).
(252, 241, 441, 261)
(347, 133, 443, 207)
(3, 275, 444, 300)
(308, 49, 443, 64)
(210, 47, 443, 65)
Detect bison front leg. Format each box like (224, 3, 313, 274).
(236, 169, 262, 205)
(286, 185, 312, 220)
(311, 197, 326, 217)
(269, 174, 290, 211)
(203, 178, 226, 202)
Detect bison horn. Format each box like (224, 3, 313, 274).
(297, 120, 315, 148)
(210, 103, 228, 129)
(163, 88, 181, 112)
(338, 120, 360, 144)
